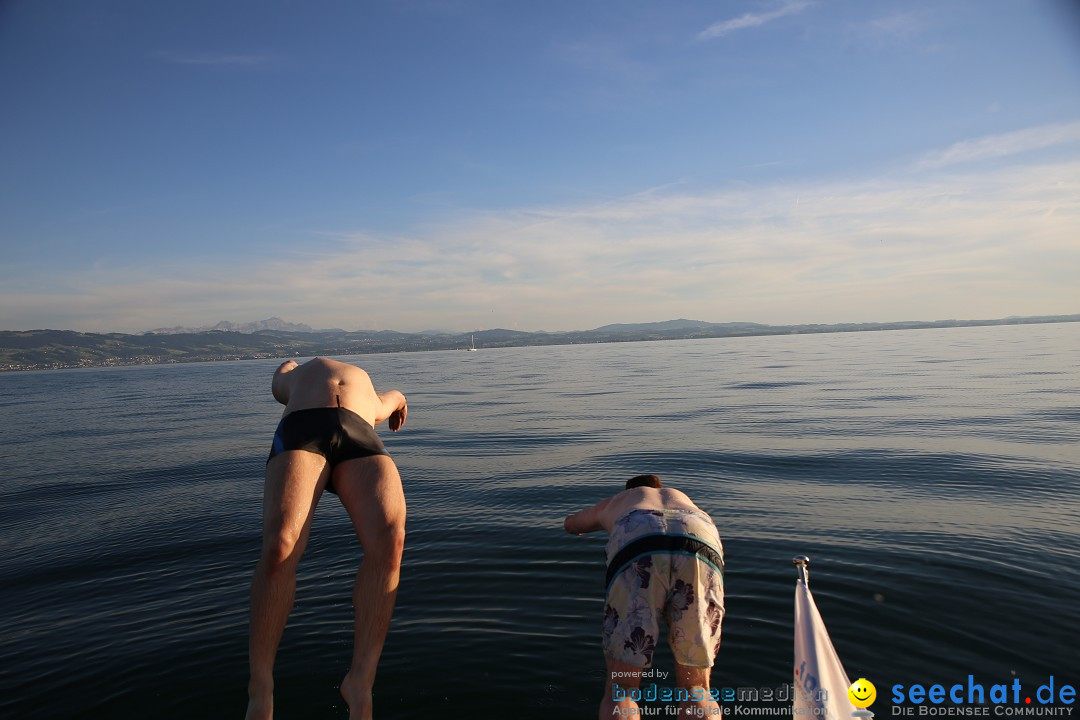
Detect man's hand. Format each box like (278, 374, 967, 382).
(376, 391, 408, 430)
(388, 402, 407, 432)
(564, 497, 611, 535)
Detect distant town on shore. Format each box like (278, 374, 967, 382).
(2, 314, 1077, 372)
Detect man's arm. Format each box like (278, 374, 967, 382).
(564, 496, 613, 535)
(374, 390, 408, 432)
(271, 360, 298, 405)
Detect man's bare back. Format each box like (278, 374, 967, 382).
(563, 485, 702, 535)
(273, 357, 407, 431)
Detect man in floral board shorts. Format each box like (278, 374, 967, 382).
(564, 474, 725, 719)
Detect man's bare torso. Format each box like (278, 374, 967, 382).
(273, 357, 384, 426)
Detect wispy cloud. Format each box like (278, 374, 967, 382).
(698, 1, 810, 40)
(5, 154, 1077, 333)
(868, 12, 925, 40)
(915, 121, 1080, 170)
(156, 51, 272, 67)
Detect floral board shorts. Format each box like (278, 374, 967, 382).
(603, 508, 725, 669)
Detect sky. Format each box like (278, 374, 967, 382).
(2, 0, 1079, 334)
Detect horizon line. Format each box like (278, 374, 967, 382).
(5, 311, 1080, 337)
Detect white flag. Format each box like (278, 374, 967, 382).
(793, 571, 858, 720)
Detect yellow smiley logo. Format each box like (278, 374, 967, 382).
(848, 678, 876, 708)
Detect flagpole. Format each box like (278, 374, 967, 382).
(793, 555, 810, 585)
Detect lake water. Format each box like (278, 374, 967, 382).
(1, 323, 1078, 718)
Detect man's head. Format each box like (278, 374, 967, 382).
(625, 474, 663, 490)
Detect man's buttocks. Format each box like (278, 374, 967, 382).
(606, 508, 722, 563)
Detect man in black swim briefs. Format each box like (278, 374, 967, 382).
(246, 357, 408, 720)
(564, 474, 725, 720)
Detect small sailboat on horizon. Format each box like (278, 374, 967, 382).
(467, 334, 478, 351)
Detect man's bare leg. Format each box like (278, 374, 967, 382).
(675, 664, 720, 718)
(333, 455, 406, 720)
(246, 451, 330, 720)
(600, 657, 644, 720)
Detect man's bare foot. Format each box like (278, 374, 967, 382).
(340, 674, 373, 720)
(244, 695, 272, 720)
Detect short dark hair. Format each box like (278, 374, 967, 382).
(626, 474, 663, 490)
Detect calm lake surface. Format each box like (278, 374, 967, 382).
(2, 324, 1079, 718)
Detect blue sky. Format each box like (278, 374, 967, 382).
(2, 0, 1078, 333)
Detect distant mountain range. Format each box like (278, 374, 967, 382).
(2, 314, 1078, 371)
(594, 319, 769, 333)
(145, 318, 770, 336)
(147, 317, 325, 334)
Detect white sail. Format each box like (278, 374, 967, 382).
(793, 557, 859, 720)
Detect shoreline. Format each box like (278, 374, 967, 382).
(2, 315, 1077, 373)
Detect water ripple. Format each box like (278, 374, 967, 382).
(1, 324, 1078, 719)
